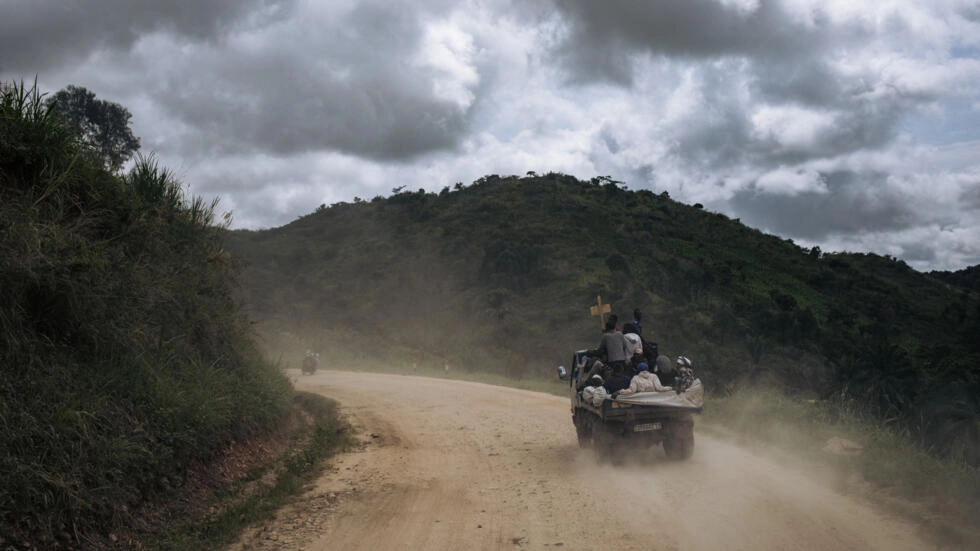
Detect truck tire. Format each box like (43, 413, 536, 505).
(573, 410, 592, 448)
(663, 435, 694, 460)
(663, 417, 695, 460)
(609, 442, 626, 466)
(593, 423, 625, 465)
(681, 436, 694, 459)
(592, 423, 612, 463)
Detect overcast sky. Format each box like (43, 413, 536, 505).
(2, 0, 979, 271)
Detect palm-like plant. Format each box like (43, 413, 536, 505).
(841, 341, 917, 421)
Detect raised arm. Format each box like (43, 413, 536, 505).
(595, 335, 609, 359)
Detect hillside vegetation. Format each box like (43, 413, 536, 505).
(932, 264, 980, 294)
(226, 173, 980, 467)
(0, 82, 294, 546)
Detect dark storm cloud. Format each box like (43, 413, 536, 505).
(149, 1, 471, 161)
(961, 3, 980, 22)
(962, 180, 980, 209)
(554, 34, 636, 86)
(751, 58, 848, 108)
(0, 0, 293, 72)
(550, 0, 840, 85)
(727, 171, 926, 241)
(899, 242, 938, 264)
(664, 65, 754, 168)
(161, 76, 467, 161)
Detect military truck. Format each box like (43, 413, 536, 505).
(559, 350, 702, 462)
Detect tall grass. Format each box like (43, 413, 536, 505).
(0, 80, 293, 546)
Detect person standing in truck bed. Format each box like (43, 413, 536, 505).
(622, 323, 644, 367)
(593, 319, 630, 373)
(631, 308, 643, 336)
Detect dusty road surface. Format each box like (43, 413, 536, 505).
(231, 370, 941, 551)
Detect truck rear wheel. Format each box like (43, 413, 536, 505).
(573, 411, 592, 448)
(663, 436, 694, 460)
(592, 424, 610, 463)
(593, 423, 625, 465)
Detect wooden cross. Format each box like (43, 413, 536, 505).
(589, 295, 611, 330)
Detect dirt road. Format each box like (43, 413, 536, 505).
(231, 371, 940, 550)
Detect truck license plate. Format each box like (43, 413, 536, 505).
(634, 422, 662, 432)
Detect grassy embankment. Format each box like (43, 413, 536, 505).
(0, 81, 348, 548)
(148, 392, 350, 551)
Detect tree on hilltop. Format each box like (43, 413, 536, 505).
(46, 85, 140, 171)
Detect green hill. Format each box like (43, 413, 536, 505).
(226, 173, 980, 466)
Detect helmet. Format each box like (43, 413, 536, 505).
(590, 374, 604, 384)
(676, 355, 692, 368)
(637, 362, 649, 371)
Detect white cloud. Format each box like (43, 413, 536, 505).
(755, 168, 828, 195)
(751, 105, 837, 154)
(717, 0, 761, 15)
(415, 19, 480, 109)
